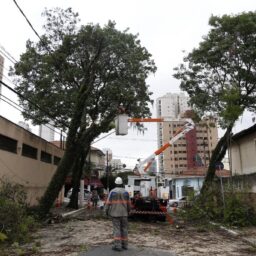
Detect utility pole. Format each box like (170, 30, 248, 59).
(106, 150, 109, 193)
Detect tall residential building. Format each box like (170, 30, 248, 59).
(0, 55, 4, 80)
(156, 93, 190, 118)
(18, 121, 32, 132)
(39, 123, 55, 141)
(156, 93, 190, 173)
(156, 93, 218, 175)
(161, 118, 218, 175)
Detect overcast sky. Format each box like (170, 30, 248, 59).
(0, 0, 255, 168)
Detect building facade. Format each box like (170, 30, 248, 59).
(0, 116, 64, 205)
(160, 118, 218, 175)
(0, 54, 4, 81)
(0, 55, 4, 101)
(39, 123, 55, 141)
(156, 93, 190, 173)
(230, 124, 256, 176)
(156, 93, 218, 175)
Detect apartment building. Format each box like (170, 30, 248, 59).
(161, 118, 218, 175)
(0, 55, 4, 99)
(156, 93, 218, 175)
(0, 54, 3, 81)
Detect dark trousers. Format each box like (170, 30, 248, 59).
(112, 216, 128, 249)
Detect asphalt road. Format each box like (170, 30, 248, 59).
(80, 245, 176, 256)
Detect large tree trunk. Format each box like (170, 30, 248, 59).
(38, 91, 88, 217)
(201, 124, 233, 194)
(67, 146, 89, 209)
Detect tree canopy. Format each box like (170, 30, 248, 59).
(11, 8, 156, 131)
(174, 12, 256, 187)
(10, 8, 156, 215)
(174, 12, 256, 128)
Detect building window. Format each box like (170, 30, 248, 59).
(0, 134, 17, 154)
(41, 151, 52, 163)
(54, 156, 61, 165)
(22, 144, 37, 159)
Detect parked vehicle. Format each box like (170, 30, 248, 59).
(67, 188, 92, 201)
(168, 196, 187, 208)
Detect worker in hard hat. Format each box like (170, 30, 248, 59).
(104, 176, 131, 251)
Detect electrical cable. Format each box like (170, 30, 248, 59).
(0, 95, 22, 113)
(13, 0, 43, 44)
(0, 92, 66, 137)
(0, 79, 69, 134)
(92, 131, 116, 144)
(0, 69, 68, 137)
(0, 44, 18, 63)
(104, 137, 157, 142)
(0, 49, 16, 65)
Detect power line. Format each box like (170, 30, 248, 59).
(113, 155, 139, 160)
(105, 137, 157, 142)
(0, 94, 22, 113)
(0, 49, 16, 65)
(0, 79, 69, 134)
(0, 44, 17, 64)
(0, 91, 66, 137)
(92, 131, 116, 144)
(0, 74, 68, 137)
(13, 0, 43, 44)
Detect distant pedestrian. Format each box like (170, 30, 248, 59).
(91, 189, 99, 209)
(104, 177, 131, 251)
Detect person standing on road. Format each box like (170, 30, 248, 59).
(104, 177, 131, 251)
(91, 188, 99, 209)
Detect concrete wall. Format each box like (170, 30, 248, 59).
(171, 177, 204, 199)
(231, 133, 256, 175)
(223, 173, 256, 210)
(0, 116, 64, 205)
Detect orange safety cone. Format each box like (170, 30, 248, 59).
(87, 199, 91, 210)
(55, 197, 61, 208)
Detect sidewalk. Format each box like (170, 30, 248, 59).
(233, 226, 256, 247)
(210, 222, 256, 248)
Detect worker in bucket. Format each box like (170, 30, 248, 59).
(104, 176, 131, 251)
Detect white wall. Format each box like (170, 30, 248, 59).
(174, 177, 204, 199)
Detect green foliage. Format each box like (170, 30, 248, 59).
(180, 183, 256, 227)
(0, 232, 7, 242)
(0, 180, 38, 243)
(174, 11, 256, 129)
(10, 8, 156, 216)
(116, 171, 134, 185)
(100, 171, 134, 191)
(100, 174, 116, 191)
(224, 193, 256, 227)
(11, 8, 156, 130)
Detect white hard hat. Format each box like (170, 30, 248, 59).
(115, 177, 123, 185)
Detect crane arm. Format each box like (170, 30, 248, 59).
(137, 119, 194, 174)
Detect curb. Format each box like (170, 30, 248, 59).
(211, 222, 256, 248)
(61, 207, 86, 218)
(220, 226, 256, 248)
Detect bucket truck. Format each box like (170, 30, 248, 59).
(125, 119, 194, 221)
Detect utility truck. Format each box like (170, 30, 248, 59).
(123, 118, 194, 221)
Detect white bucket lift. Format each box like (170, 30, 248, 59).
(115, 114, 129, 135)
